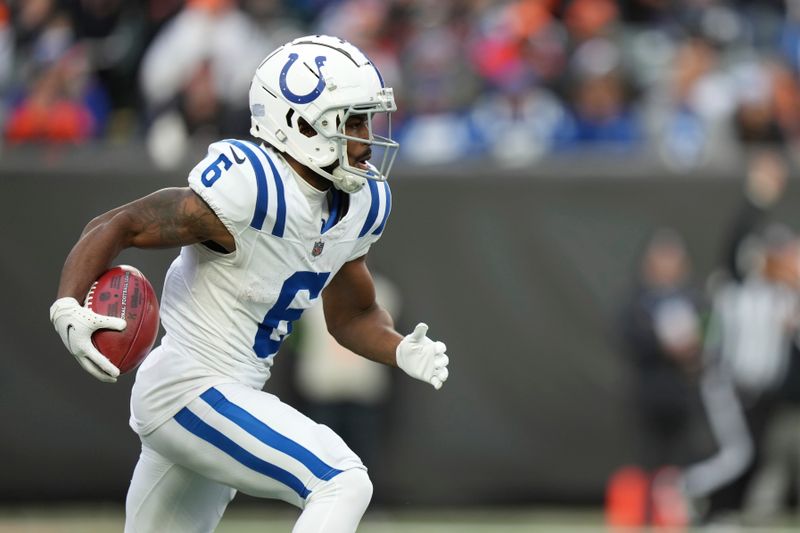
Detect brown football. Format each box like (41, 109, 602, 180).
(86, 265, 159, 374)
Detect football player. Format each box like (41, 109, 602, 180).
(49, 35, 450, 533)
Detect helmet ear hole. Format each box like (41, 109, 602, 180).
(297, 117, 316, 138)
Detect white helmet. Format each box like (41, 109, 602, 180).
(249, 35, 399, 193)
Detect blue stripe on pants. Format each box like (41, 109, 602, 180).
(173, 407, 311, 499)
(200, 387, 342, 481)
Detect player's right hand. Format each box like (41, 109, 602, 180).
(396, 323, 450, 390)
(49, 297, 126, 383)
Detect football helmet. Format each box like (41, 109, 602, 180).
(249, 35, 399, 193)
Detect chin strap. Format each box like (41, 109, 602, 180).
(331, 166, 367, 193)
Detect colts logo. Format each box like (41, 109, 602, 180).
(312, 240, 325, 257)
(280, 53, 328, 104)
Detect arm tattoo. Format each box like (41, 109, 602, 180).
(133, 189, 223, 247)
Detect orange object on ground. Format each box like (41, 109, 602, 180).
(605, 465, 649, 527)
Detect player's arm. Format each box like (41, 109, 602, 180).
(322, 256, 401, 365)
(50, 187, 233, 383)
(58, 187, 233, 301)
(322, 256, 450, 389)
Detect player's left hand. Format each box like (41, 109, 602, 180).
(396, 323, 449, 390)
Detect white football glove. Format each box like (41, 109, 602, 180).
(396, 323, 450, 390)
(49, 297, 126, 383)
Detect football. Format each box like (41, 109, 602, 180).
(86, 265, 160, 374)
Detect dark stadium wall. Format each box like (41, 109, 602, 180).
(3, 157, 800, 505)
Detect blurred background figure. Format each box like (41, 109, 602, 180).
(294, 273, 401, 478)
(614, 227, 702, 528)
(624, 228, 703, 471)
(683, 148, 800, 525)
(740, 234, 800, 528)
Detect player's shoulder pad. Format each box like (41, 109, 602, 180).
(188, 139, 288, 238)
(356, 179, 392, 239)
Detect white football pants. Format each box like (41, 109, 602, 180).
(124, 383, 371, 533)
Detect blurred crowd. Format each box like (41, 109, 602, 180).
(2, 0, 800, 168)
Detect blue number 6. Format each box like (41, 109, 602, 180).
(253, 271, 331, 358)
(201, 153, 233, 187)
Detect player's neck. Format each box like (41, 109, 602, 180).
(282, 152, 332, 192)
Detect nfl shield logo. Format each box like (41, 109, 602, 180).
(312, 240, 325, 257)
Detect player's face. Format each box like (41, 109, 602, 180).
(344, 114, 371, 170)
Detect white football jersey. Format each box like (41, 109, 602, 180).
(130, 140, 391, 435)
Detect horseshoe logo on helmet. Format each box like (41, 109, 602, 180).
(279, 53, 328, 104)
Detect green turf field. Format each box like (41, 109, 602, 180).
(0, 506, 798, 532)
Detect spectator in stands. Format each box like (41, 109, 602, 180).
(62, 0, 151, 135)
(139, 0, 271, 167)
(394, 2, 482, 164)
(467, 1, 567, 164)
(5, 7, 110, 143)
(557, 40, 640, 149)
(6, 0, 800, 160)
(732, 60, 800, 148)
(0, 1, 12, 131)
(643, 36, 738, 170)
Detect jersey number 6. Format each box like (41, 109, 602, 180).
(201, 153, 233, 187)
(253, 271, 331, 358)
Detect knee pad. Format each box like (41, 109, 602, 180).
(308, 468, 373, 511)
(339, 468, 373, 508)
